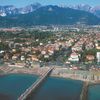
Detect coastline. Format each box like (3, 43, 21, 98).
(0, 65, 100, 83)
(0, 66, 100, 100)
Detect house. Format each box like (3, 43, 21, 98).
(86, 55, 95, 61)
(12, 54, 20, 61)
(20, 56, 25, 61)
(68, 52, 79, 62)
(31, 55, 39, 61)
(41, 51, 46, 55)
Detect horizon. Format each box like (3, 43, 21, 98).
(0, 0, 100, 8)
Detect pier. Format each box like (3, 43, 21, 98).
(80, 81, 100, 100)
(18, 67, 54, 100)
(80, 81, 89, 100)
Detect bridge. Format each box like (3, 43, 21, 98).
(18, 67, 54, 100)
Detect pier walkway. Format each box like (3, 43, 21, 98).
(80, 81, 89, 100)
(18, 67, 54, 100)
(80, 81, 100, 100)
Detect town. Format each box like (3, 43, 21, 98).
(0, 25, 100, 81)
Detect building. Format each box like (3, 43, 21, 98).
(86, 55, 95, 61)
(97, 52, 100, 63)
(68, 52, 79, 62)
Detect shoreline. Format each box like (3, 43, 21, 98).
(1, 70, 100, 84)
(0, 65, 100, 84)
(0, 67, 100, 100)
(0, 69, 86, 83)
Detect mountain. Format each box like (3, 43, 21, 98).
(0, 5, 100, 27)
(91, 6, 100, 18)
(0, 3, 41, 16)
(0, 3, 100, 18)
(0, 5, 16, 16)
(63, 4, 100, 18)
(68, 4, 92, 12)
(18, 3, 41, 14)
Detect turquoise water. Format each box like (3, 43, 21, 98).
(0, 74, 91, 100)
(0, 74, 100, 100)
(0, 74, 38, 100)
(88, 85, 100, 100)
(27, 77, 83, 100)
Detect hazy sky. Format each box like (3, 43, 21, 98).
(0, 0, 99, 7)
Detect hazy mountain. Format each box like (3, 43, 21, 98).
(0, 3, 100, 18)
(18, 3, 41, 14)
(69, 4, 92, 12)
(0, 5, 99, 27)
(0, 3, 41, 16)
(0, 5, 16, 16)
(91, 6, 100, 18)
(62, 4, 100, 18)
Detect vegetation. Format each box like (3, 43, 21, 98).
(81, 49, 98, 62)
(0, 42, 9, 50)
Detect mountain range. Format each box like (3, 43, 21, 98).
(0, 3, 41, 16)
(65, 4, 100, 18)
(0, 3, 100, 27)
(0, 3, 100, 18)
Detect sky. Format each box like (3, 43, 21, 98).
(0, 0, 99, 8)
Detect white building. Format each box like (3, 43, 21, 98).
(97, 52, 100, 63)
(20, 56, 25, 61)
(68, 52, 79, 62)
